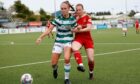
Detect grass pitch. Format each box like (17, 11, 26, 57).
(0, 28, 140, 84)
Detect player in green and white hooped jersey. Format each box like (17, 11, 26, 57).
(36, 1, 77, 84)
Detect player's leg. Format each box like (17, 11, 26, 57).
(123, 30, 127, 36)
(137, 25, 140, 34)
(86, 48, 95, 80)
(138, 27, 140, 34)
(72, 41, 85, 72)
(51, 43, 62, 79)
(136, 28, 138, 34)
(124, 31, 127, 36)
(136, 28, 137, 34)
(136, 26, 139, 34)
(84, 39, 95, 80)
(122, 28, 127, 36)
(64, 44, 72, 84)
(51, 53, 61, 79)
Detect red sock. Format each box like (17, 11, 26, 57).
(73, 51, 83, 65)
(88, 61, 94, 72)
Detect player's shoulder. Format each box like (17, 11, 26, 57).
(82, 13, 89, 17)
(69, 14, 76, 20)
(83, 14, 92, 23)
(85, 14, 92, 19)
(81, 14, 91, 20)
(55, 15, 62, 20)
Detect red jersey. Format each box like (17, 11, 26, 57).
(75, 15, 92, 39)
(135, 20, 139, 29)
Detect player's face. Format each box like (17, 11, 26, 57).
(76, 6, 84, 16)
(61, 3, 70, 16)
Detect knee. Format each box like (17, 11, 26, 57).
(72, 44, 80, 51)
(51, 60, 57, 65)
(65, 58, 70, 64)
(51, 58, 58, 65)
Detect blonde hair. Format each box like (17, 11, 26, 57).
(62, 1, 71, 8)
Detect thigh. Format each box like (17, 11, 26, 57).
(64, 45, 72, 63)
(84, 39, 94, 49)
(51, 43, 62, 65)
(72, 41, 82, 51)
(86, 48, 94, 62)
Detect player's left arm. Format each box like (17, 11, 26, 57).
(79, 24, 92, 32)
(73, 17, 92, 32)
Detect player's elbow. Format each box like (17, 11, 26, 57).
(87, 27, 92, 31)
(87, 25, 92, 31)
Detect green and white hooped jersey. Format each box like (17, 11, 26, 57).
(51, 14, 77, 43)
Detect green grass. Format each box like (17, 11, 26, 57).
(0, 28, 140, 84)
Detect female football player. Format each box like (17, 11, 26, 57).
(135, 19, 139, 34)
(36, 1, 77, 84)
(72, 3, 95, 80)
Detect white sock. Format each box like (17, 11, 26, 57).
(79, 63, 84, 66)
(64, 63, 71, 79)
(89, 71, 94, 74)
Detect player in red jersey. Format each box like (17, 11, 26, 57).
(135, 19, 139, 34)
(46, 20, 54, 38)
(71, 4, 94, 80)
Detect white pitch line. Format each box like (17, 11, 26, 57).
(0, 48, 140, 70)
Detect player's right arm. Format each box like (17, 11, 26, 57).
(36, 17, 59, 45)
(36, 24, 55, 45)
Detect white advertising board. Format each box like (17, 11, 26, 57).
(9, 28, 26, 34)
(0, 29, 8, 34)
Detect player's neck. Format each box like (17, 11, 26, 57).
(63, 13, 70, 18)
(79, 13, 86, 18)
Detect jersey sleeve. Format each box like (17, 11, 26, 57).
(51, 19, 57, 26)
(51, 18, 61, 26)
(86, 16, 92, 25)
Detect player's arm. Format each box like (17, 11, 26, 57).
(71, 19, 79, 30)
(36, 24, 55, 45)
(36, 18, 58, 45)
(72, 23, 92, 33)
(72, 16, 92, 32)
(78, 24, 92, 32)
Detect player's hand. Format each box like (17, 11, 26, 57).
(36, 38, 42, 45)
(71, 28, 79, 32)
(77, 25, 82, 30)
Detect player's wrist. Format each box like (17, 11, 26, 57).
(37, 37, 42, 41)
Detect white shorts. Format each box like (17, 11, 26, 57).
(122, 28, 127, 31)
(52, 42, 72, 54)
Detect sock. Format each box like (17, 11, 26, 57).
(125, 32, 127, 36)
(52, 65, 58, 70)
(88, 61, 94, 73)
(73, 51, 83, 66)
(123, 32, 126, 36)
(64, 63, 71, 79)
